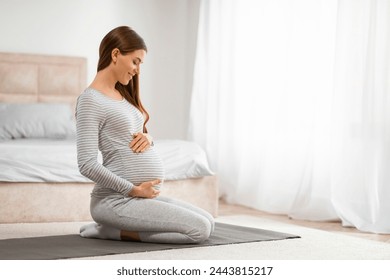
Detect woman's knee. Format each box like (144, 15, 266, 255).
(187, 218, 213, 243)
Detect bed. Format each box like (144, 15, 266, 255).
(0, 52, 218, 223)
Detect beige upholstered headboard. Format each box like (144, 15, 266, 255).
(0, 52, 87, 109)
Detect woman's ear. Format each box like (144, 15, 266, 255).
(111, 48, 120, 64)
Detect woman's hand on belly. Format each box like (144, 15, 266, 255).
(129, 132, 153, 153)
(128, 179, 161, 199)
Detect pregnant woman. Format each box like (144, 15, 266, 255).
(76, 26, 214, 244)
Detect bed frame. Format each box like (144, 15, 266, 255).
(0, 52, 218, 223)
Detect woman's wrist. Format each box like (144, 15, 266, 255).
(128, 186, 139, 197)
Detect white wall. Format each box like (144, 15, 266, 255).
(0, 0, 200, 139)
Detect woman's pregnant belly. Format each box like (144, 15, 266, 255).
(103, 146, 165, 189)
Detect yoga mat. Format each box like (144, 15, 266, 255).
(0, 222, 299, 260)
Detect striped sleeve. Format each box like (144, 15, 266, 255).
(75, 93, 134, 196)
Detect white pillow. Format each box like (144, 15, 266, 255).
(0, 103, 76, 141)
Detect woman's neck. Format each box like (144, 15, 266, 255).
(89, 69, 123, 100)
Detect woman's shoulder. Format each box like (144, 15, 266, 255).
(77, 88, 107, 106)
(75, 88, 109, 119)
(79, 87, 100, 100)
(75, 89, 108, 122)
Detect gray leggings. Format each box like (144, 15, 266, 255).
(90, 195, 215, 244)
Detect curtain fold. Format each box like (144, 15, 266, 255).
(331, 0, 390, 233)
(189, 0, 390, 233)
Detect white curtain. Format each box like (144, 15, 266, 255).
(188, 0, 390, 233)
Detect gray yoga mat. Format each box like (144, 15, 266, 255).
(0, 223, 299, 260)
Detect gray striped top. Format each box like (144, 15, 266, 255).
(76, 88, 164, 198)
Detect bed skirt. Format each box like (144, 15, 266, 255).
(0, 176, 218, 223)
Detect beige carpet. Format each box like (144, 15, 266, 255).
(1, 215, 389, 259)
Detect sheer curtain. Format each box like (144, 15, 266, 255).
(188, 0, 390, 233)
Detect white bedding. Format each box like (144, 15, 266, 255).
(0, 139, 213, 182)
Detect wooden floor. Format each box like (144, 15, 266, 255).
(218, 199, 390, 243)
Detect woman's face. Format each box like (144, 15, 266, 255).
(114, 49, 146, 85)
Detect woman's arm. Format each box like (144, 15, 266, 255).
(76, 93, 134, 196)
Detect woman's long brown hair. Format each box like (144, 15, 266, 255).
(97, 26, 149, 133)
